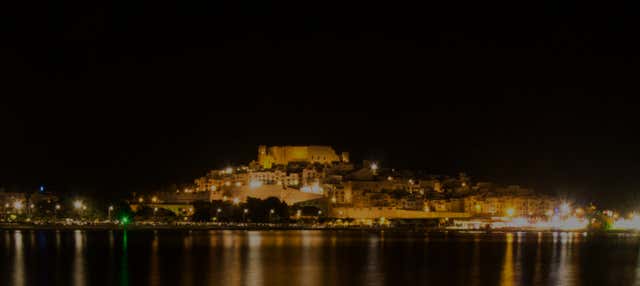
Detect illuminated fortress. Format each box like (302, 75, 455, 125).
(258, 145, 349, 169)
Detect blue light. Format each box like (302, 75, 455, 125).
(39, 185, 44, 192)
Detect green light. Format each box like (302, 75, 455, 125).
(121, 216, 130, 225)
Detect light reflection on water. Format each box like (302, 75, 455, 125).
(12, 231, 24, 286)
(73, 230, 86, 286)
(500, 233, 515, 286)
(1, 230, 640, 285)
(150, 231, 159, 286)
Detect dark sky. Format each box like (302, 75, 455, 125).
(2, 0, 640, 206)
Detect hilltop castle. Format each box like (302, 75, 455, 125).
(257, 145, 349, 169)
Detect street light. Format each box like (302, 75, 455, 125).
(13, 201, 24, 210)
(233, 197, 240, 205)
(54, 204, 61, 218)
(108, 205, 114, 221)
(73, 200, 83, 210)
(151, 196, 158, 203)
(243, 208, 248, 222)
(560, 202, 571, 215)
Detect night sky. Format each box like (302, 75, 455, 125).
(2, 0, 639, 206)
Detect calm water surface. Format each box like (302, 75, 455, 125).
(1, 230, 640, 285)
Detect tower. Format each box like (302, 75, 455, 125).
(257, 145, 273, 169)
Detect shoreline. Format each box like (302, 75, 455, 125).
(1, 223, 638, 234)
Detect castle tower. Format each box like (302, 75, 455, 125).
(257, 145, 273, 169)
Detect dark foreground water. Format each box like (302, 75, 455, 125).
(1, 230, 640, 286)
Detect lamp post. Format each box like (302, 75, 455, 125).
(217, 208, 222, 221)
(269, 209, 275, 222)
(243, 208, 248, 222)
(370, 162, 379, 175)
(55, 204, 61, 219)
(73, 200, 83, 220)
(108, 206, 114, 221)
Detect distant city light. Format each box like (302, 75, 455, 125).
(235, 182, 242, 187)
(138, 197, 144, 203)
(210, 185, 217, 191)
(560, 202, 571, 215)
(55, 204, 61, 210)
(370, 162, 378, 171)
(506, 207, 515, 217)
(13, 201, 23, 210)
(233, 197, 240, 205)
(151, 196, 158, 203)
(249, 180, 263, 189)
(73, 200, 83, 209)
(225, 167, 233, 174)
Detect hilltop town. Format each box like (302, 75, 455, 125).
(140, 145, 561, 225)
